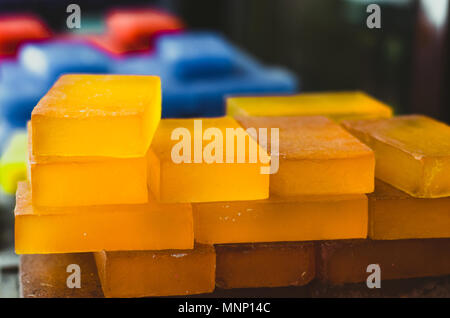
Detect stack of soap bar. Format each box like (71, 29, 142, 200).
(227, 91, 393, 121)
(342, 115, 450, 198)
(193, 194, 367, 244)
(318, 239, 450, 285)
(0, 130, 27, 194)
(30, 74, 161, 206)
(15, 182, 193, 254)
(95, 244, 215, 297)
(368, 179, 450, 239)
(236, 116, 375, 196)
(148, 117, 269, 202)
(215, 242, 315, 288)
(0, 15, 50, 57)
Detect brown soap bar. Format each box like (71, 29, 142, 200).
(20, 253, 103, 298)
(369, 179, 450, 239)
(216, 242, 315, 289)
(317, 239, 450, 285)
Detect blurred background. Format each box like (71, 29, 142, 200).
(0, 0, 448, 297)
(0, 0, 448, 122)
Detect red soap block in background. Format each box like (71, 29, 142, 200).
(0, 15, 51, 57)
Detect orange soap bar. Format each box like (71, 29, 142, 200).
(215, 242, 315, 289)
(95, 244, 215, 297)
(193, 194, 367, 244)
(369, 179, 450, 240)
(31, 74, 161, 158)
(15, 182, 193, 254)
(148, 117, 269, 203)
(317, 239, 450, 285)
(236, 116, 374, 196)
(342, 115, 450, 198)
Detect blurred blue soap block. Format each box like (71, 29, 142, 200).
(0, 40, 112, 129)
(114, 32, 299, 118)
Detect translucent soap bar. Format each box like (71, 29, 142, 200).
(369, 179, 450, 239)
(216, 242, 315, 288)
(31, 74, 161, 158)
(342, 115, 450, 198)
(28, 124, 148, 207)
(317, 239, 450, 285)
(236, 116, 374, 196)
(15, 182, 193, 254)
(95, 244, 215, 297)
(0, 130, 27, 194)
(148, 117, 269, 202)
(193, 194, 367, 244)
(228, 91, 392, 121)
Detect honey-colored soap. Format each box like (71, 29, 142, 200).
(31, 74, 161, 158)
(15, 182, 193, 254)
(317, 239, 450, 285)
(148, 117, 269, 202)
(193, 194, 367, 244)
(236, 116, 374, 196)
(342, 115, 450, 198)
(215, 242, 315, 289)
(227, 91, 392, 121)
(369, 179, 450, 240)
(95, 244, 215, 297)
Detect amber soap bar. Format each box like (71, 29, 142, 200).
(342, 115, 450, 198)
(148, 117, 269, 203)
(15, 182, 193, 254)
(31, 74, 161, 158)
(318, 239, 450, 285)
(227, 91, 392, 121)
(95, 244, 215, 297)
(236, 116, 374, 196)
(216, 242, 315, 289)
(369, 179, 450, 240)
(193, 194, 367, 244)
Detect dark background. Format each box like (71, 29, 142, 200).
(0, 0, 448, 122)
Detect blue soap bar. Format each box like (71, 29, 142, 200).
(114, 32, 299, 118)
(18, 40, 112, 85)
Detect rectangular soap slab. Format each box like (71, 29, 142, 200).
(342, 115, 450, 198)
(148, 117, 269, 202)
(215, 242, 315, 289)
(15, 182, 193, 254)
(28, 124, 147, 207)
(227, 91, 392, 121)
(317, 239, 450, 285)
(95, 244, 215, 297)
(236, 116, 374, 196)
(193, 194, 367, 244)
(368, 179, 450, 239)
(31, 74, 161, 158)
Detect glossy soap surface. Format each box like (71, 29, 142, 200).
(95, 244, 215, 297)
(148, 117, 270, 202)
(15, 182, 194, 254)
(31, 74, 161, 158)
(342, 115, 450, 198)
(227, 91, 392, 121)
(236, 116, 375, 196)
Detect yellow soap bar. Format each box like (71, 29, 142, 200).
(148, 117, 269, 203)
(227, 91, 392, 121)
(193, 194, 367, 244)
(28, 125, 147, 207)
(369, 179, 450, 239)
(236, 116, 374, 196)
(342, 115, 450, 198)
(31, 74, 161, 158)
(216, 242, 315, 289)
(95, 244, 215, 297)
(15, 182, 193, 254)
